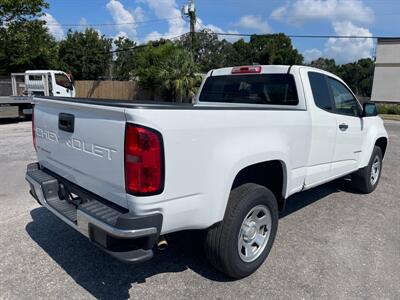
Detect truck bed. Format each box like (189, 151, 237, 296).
(0, 96, 32, 104)
(33, 95, 310, 221)
(0, 96, 33, 119)
(40, 96, 196, 109)
(38, 96, 304, 111)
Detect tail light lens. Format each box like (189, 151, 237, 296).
(32, 105, 36, 151)
(124, 124, 164, 196)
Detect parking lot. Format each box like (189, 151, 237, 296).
(0, 120, 399, 299)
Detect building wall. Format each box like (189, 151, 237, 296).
(371, 38, 400, 103)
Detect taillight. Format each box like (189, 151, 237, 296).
(231, 65, 262, 74)
(124, 124, 164, 196)
(32, 105, 36, 151)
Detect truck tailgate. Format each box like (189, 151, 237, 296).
(34, 98, 128, 208)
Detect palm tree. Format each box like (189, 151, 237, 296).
(157, 45, 201, 102)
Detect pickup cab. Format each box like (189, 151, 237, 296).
(25, 65, 388, 278)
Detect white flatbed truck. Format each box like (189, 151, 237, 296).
(0, 70, 75, 119)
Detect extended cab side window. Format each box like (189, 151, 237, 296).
(326, 77, 361, 117)
(308, 72, 332, 111)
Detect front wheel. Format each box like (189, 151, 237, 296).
(352, 146, 383, 194)
(204, 183, 279, 279)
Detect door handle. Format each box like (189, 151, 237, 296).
(56, 91, 61, 94)
(59, 113, 75, 133)
(339, 123, 349, 131)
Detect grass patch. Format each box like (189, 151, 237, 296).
(377, 103, 400, 115)
(380, 114, 400, 121)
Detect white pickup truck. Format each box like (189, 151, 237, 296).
(26, 65, 388, 278)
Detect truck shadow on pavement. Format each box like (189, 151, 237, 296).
(25, 177, 357, 299)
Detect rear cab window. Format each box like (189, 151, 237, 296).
(28, 75, 42, 81)
(199, 74, 299, 106)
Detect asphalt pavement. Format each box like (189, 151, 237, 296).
(0, 120, 399, 299)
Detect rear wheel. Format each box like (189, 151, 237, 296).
(352, 146, 383, 194)
(204, 183, 278, 279)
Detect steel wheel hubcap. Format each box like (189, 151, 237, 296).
(370, 155, 381, 186)
(238, 205, 272, 263)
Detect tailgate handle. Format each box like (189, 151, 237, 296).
(59, 113, 75, 133)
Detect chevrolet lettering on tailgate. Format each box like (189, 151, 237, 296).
(35, 127, 116, 160)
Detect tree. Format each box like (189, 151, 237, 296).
(58, 29, 113, 80)
(0, 20, 58, 74)
(179, 31, 304, 71)
(113, 37, 137, 80)
(0, 0, 57, 75)
(179, 31, 305, 72)
(309, 57, 375, 97)
(179, 30, 236, 73)
(338, 58, 374, 97)
(0, 0, 48, 25)
(131, 43, 165, 99)
(133, 42, 200, 101)
(356, 58, 375, 97)
(158, 45, 201, 102)
(249, 34, 304, 65)
(310, 58, 339, 75)
(229, 39, 254, 66)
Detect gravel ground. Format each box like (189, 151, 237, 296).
(0, 120, 399, 300)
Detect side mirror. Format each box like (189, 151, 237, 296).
(362, 102, 378, 117)
(67, 74, 74, 90)
(67, 81, 74, 91)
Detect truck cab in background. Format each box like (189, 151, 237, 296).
(24, 70, 75, 97)
(1, 70, 75, 119)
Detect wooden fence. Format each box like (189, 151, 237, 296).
(74, 80, 163, 101)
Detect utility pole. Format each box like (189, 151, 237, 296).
(189, 0, 196, 58)
(182, 0, 196, 63)
(182, 0, 196, 103)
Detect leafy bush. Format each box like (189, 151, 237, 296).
(378, 103, 400, 115)
(133, 42, 201, 102)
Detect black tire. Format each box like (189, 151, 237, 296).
(352, 146, 383, 194)
(204, 183, 279, 279)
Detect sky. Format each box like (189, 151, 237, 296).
(41, 0, 400, 64)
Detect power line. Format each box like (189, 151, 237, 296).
(198, 31, 398, 39)
(44, 17, 181, 27)
(108, 32, 189, 54)
(109, 30, 389, 55)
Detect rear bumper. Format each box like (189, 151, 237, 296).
(25, 163, 162, 263)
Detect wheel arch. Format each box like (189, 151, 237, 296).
(230, 160, 288, 212)
(360, 132, 389, 168)
(375, 137, 388, 158)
